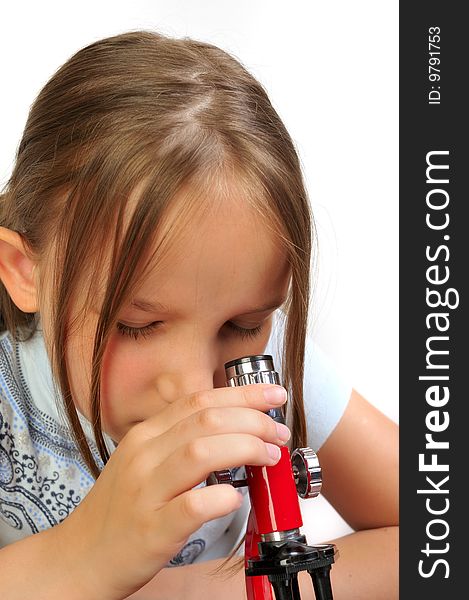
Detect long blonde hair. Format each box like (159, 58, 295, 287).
(0, 30, 313, 480)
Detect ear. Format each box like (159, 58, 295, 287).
(0, 226, 39, 313)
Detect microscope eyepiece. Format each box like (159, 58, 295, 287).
(225, 355, 280, 387)
(225, 355, 283, 423)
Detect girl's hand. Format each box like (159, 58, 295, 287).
(54, 384, 289, 600)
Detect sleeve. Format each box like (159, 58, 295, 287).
(264, 311, 352, 451)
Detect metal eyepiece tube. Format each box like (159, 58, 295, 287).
(225, 355, 285, 425)
(225, 355, 280, 386)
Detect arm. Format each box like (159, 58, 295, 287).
(299, 526, 398, 600)
(318, 389, 398, 529)
(126, 558, 246, 600)
(311, 389, 399, 599)
(0, 527, 90, 600)
(0, 529, 245, 600)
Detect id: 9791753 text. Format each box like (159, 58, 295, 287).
(428, 26, 441, 105)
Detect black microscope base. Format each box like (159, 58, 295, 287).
(246, 539, 337, 600)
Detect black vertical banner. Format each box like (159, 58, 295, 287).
(400, 3, 466, 598)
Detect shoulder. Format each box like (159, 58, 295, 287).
(0, 329, 56, 423)
(0, 330, 97, 546)
(0, 330, 56, 471)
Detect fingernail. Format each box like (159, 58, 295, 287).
(263, 386, 287, 405)
(275, 422, 291, 443)
(265, 443, 281, 463)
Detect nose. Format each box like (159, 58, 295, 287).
(155, 345, 223, 404)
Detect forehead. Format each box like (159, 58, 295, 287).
(136, 180, 291, 305)
(157, 178, 287, 259)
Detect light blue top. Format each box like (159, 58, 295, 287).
(0, 312, 351, 564)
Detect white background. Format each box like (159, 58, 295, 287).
(0, 1, 398, 541)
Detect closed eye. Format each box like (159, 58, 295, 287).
(116, 321, 160, 340)
(225, 321, 263, 340)
(116, 320, 264, 341)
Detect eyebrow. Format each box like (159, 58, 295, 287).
(130, 298, 286, 315)
(238, 299, 287, 315)
(131, 299, 171, 313)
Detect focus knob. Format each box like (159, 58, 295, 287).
(206, 469, 248, 488)
(206, 469, 233, 486)
(291, 447, 322, 499)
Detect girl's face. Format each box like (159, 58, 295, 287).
(59, 193, 290, 442)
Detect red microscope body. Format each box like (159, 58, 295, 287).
(244, 446, 303, 600)
(220, 355, 337, 600)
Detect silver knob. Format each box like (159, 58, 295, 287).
(206, 469, 248, 488)
(291, 447, 322, 499)
(206, 469, 233, 486)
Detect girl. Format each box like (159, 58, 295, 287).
(0, 31, 398, 599)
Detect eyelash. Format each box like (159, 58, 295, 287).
(226, 321, 263, 340)
(116, 321, 160, 340)
(116, 321, 263, 341)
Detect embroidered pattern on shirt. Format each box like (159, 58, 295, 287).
(0, 335, 95, 534)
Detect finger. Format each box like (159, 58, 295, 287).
(139, 383, 287, 440)
(151, 484, 244, 562)
(143, 406, 290, 467)
(153, 433, 282, 503)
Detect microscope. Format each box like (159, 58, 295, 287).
(208, 355, 337, 600)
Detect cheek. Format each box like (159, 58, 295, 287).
(99, 336, 148, 438)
